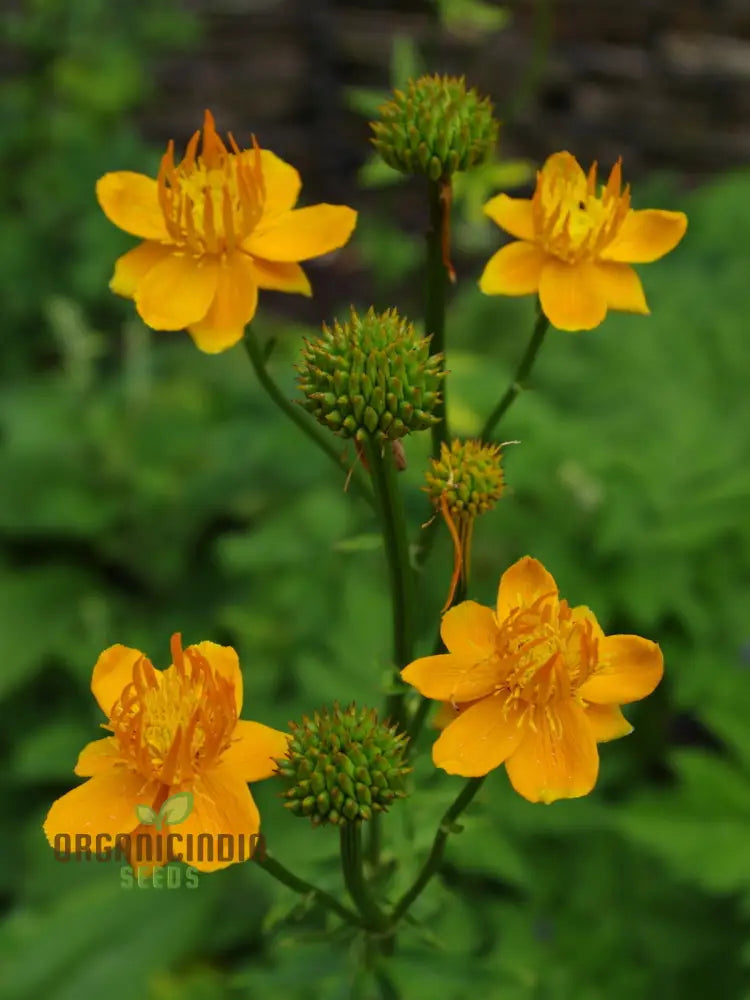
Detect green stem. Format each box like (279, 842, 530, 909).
(242, 328, 373, 505)
(365, 439, 415, 873)
(254, 852, 365, 928)
(340, 822, 388, 931)
(425, 178, 451, 458)
(363, 440, 415, 730)
(366, 809, 381, 868)
(389, 776, 485, 924)
(480, 309, 550, 442)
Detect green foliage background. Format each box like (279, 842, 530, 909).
(1, 2, 749, 998)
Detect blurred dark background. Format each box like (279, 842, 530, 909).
(1, 2, 750, 999)
(144, 0, 750, 181)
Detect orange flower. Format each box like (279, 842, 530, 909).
(43, 634, 289, 871)
(479, 152, 687, 331)
(401, 556, 663, 803)
(97, 110, 357, 353)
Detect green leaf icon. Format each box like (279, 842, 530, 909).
(135, 803, 157, 825)
(157, 791, 193, 829)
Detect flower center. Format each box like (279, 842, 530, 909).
(499, 596, 598, 708)
(533, 153, 630, 264)
(157, 113, 265, 256)
(108, 640, 237, 785)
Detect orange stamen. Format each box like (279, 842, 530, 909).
(170, 633, 185, 674)
(439, 492, 464, 613)
(439, 178, 456, 284)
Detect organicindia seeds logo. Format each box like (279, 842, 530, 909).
(52, 791, 266, 889)
(135, 790, 194, 830)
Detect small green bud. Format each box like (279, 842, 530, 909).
(276, 703, 411, 826)
(425, 438, 505, 519)
(298, 308, 445, 445)
(371, 74, 499, 180)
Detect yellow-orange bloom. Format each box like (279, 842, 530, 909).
(97, 110, 357, 353)
(479, 152, 687, 331)
(43, 634, 289, 871)
(402, 556, 663, 803)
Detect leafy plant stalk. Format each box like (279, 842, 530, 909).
(242, 328, 373, 505)
(415, 309, 549, 574)
(364, 437, 416, 873)
(390, 776, 486, 924)
(340, 821, 389, 931)
(363, 440, 415, 731)
(480, 307, 550, 441)
(426, 178, 452, 458)
(255, 852, 366, 928)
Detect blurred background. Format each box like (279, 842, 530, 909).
(1, 1, 750, 998)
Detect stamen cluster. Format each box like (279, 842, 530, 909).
(107, 644, 237, 786)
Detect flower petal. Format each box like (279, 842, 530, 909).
(505, 699, 599, 803)
(43, 768, 159, 844)
(221, 720, 290, 782)
(432, 701, 460, 731)
(74, 737, 121, 776)
(497, 556, 558, 622)
(401, 652, 502, 703)
(540, 152, 587, 197)
(188, 641, 243, 714)
(169, 763, 261, 872)
(250, 257, 312, 296)
(136, 253, 218, 331)
(96, 172, 168, 240)
(432, 694, 525, 777)
(601, 209, 688, 263)
(440, 600, 498, 657)
(539, 258, 607, 331)
(257, 149, 301, 215)
(591, 261, 649, 314)
(569, 604, 605, 642)
(91, 644, 144, 716)
(110, 240, 172, 299)
(584, 703, 633, 742)
(245, 204, 357, 262)
(479, 241, 546, 296)
(483, 194, 535, 241)
(186, 252, 258, 353)
(578, 635, 663, 705)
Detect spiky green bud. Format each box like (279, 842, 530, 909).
(425, 439, 505, 518)
(297, 307, 445, 444)
(370, 74, 499, 181)
(276, 703, 410, 826)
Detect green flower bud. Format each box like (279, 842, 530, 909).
(297, 307, 445, 445)
(276, 703, 411, 826)
(425, 438, 505, 519)
(371, 74, 499, 180)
